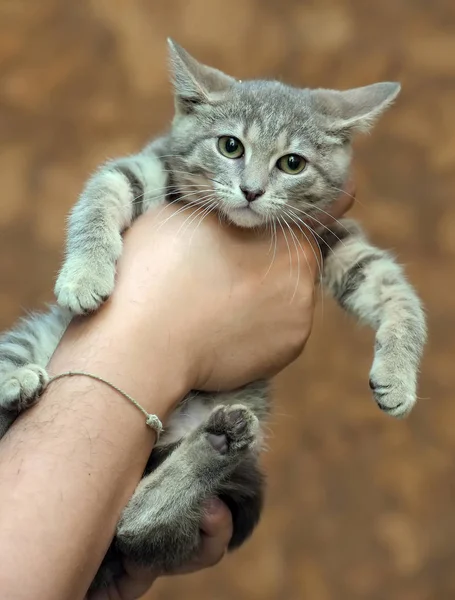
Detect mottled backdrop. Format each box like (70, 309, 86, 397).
(0, 1, 454, 599)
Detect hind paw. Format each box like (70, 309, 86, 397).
(205, 404, 259, 454)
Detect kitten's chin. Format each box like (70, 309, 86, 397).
(225, 207, 265, 229)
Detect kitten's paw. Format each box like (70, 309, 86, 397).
(55, 263, 115, 314)
(369, 359, 416, 418)
(205, 404, 259, 454)
(0, 365, 48, 412)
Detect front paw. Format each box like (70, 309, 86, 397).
(55, 262, 115, 314)
(0, 365, 48, 412)
(205, 404, 259, 454)
(369, 358, 417, 418)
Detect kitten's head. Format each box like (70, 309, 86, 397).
(166, 39, 400, 228)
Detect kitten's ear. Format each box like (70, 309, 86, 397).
(167, 39, 236, 113)
(312, 82, 401, 138)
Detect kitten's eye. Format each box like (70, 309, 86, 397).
(277, 154, 307, 175)
(218, 136, 244, 159)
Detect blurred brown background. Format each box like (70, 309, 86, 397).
(0, 0, 453, 598)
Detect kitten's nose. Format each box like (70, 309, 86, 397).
(240, 187, 265, 203)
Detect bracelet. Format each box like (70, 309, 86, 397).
(47, 371, 164, 439)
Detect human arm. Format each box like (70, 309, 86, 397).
(0, 189, 353, 600)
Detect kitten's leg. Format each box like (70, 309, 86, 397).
(0, 305, 70, 437)
(320, 219, 427, 417)
(115, 404, 260, 572)
(0, 410, 15, 439)
(219, 453, 265, 551)
(92, 455, 265, 591)
(55, 149, 168, 314)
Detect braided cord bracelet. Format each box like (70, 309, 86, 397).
(47, 371, 163, 439)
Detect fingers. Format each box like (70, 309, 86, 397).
(197, 498, 233, 569)
(157, 497, 233, 577)
(115, 561, 159, 600)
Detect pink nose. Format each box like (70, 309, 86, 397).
(240, 187, 265, 203)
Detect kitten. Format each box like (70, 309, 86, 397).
(0, 40, 426, 588)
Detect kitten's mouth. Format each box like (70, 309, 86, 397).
(226, 204, 266, 228)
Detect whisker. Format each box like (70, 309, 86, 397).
(329, 184, 363, 207)
(134, 183, 211, 199)
(189, 201, 218, 246)
(270, 195, 351, 236)
(153, 163, 232, 189)
(176, 195, 219, 237)
(155, 196, 215, 231)
(289, 203, 351, 238)
(265, 214, 275, 256)
(289, 205, 349, 251)
(174, 203, 211, 239)
(152, 195, 196, 224)
(282, 208, 323, 315)
(155, 203, 199, 230)
(283, 220, 301, 302)
(156, 168, 218, 179)
(114, 183, 215, 215)
(277, 217, 293, 280)
(262, 219, 278, 281)
(282, 209, 324, 282)
(285, 207, 346, 277)
(129, 181, 213, 202)
(206, 175, 230, 187)
(186, 202, 219, 237)
(156, 161, 227, 182)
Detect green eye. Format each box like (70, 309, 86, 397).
(218, 136, 244, 159)
(277, 154, 307, 175)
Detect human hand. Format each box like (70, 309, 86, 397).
(106, 182, 353, 390)
(57, 182, 354, 417)
(184, 180, 355, 391)
(86, 498, 233, 600)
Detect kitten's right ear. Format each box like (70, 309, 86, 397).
(167, 39, 236, 114)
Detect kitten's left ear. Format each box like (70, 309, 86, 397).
(312, 82, 401, 137)
(167, 39, 236, 114)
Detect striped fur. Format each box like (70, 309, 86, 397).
(0, 40, 426, 588)
(319, 219, 426, 417)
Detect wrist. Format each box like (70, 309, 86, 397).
(48, 305, 190, 422)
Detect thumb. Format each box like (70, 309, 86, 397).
(196, 498, 233, 569)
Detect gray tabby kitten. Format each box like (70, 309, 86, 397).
(0, 40, 426, 588)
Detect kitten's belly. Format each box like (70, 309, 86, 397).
(156, 396, 213, 447)
(156, 388, 267, 449)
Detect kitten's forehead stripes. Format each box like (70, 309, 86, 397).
(213, 94, 340, 160)
(275, 129, 292, 155)
(244, 120, 262, 143)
